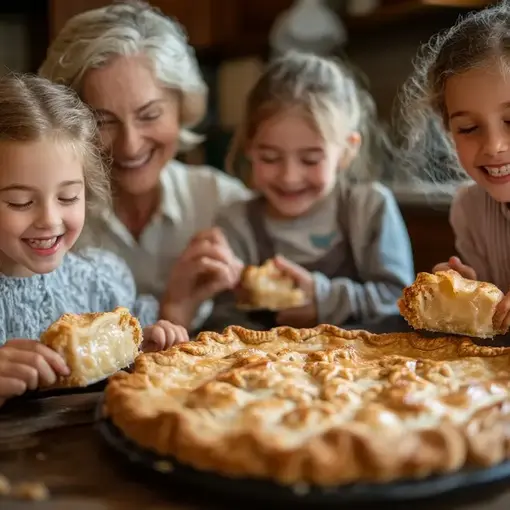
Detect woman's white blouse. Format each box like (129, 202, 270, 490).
(88, 160, 251, 328)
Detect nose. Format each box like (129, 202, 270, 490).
(482, 126, 509, 156)
(34, 202, 61, 231)
(115, 122, 145, 159)
(279, 160, 302, 185)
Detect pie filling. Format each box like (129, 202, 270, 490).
(399, 270, 505, 338)
(40, 307, 142, 388)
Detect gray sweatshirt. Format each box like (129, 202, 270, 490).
(206, 181, 414, 330)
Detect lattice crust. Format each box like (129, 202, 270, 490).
(399, 270, 506, 339)
(40, 307, 142, 388)
(103, 324, 510, 486)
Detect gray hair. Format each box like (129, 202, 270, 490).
(39, 0, 207, 150)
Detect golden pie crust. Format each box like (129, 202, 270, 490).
(103, 324, 510, 486)
(40, 307, 142, 388)
(399, 270, 506, 339)
(238, 259, 307, 311)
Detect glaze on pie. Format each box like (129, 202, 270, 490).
(399, 270, 506, 339)
(103, 324, 510, 486)
(40, 307, 142, 388)
(238, 259, 307, 310)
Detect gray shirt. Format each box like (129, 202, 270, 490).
(208, 181, 414, 329)
(0, 249, 159, 343)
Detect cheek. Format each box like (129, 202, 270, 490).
(452, 137, 475, 168)
(310, 164, 335, 188)
(65, 204, 86, 232)
(0, 210, 30, 236)
(251, 163, 276, 188)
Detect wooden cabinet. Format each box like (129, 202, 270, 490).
(399, 204, 455, 274)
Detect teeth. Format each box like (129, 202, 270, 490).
(485, 164, 510, 177)
(116, 152, 152, 169)
(26, 237, 58, 249)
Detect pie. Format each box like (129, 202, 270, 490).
(103, 324, 510, 486)
(40, 307, 142, 388)
(399, 270, 506, 339)
(238, 259, 307, 311)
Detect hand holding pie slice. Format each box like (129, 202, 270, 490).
(398, 270, 506, 338)
(237, 258, 308, 311)
(40, 307, 143, 388)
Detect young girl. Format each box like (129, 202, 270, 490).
(0, 73, 187, 404)
(397, 0, 510, 333)
(206, 51, 415, 330)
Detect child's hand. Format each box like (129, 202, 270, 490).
(142, 320, 189, 352)
(0, 339, 70, 407)
(432, 256, 477, 280)
(272, 255, 318, 328)
(492, 292, 510, 334)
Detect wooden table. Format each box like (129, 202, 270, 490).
(1, 392, 510, 509)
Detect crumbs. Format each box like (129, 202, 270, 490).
(0, 474, 49, 501)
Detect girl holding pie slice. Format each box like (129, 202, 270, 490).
(205, 51, 415, 331)
(0, 74, 188, 406)
(396, 0, 510, 334)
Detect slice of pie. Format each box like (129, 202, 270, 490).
(238, 259, 307, 311)
(40, 307, 142, 388)
(399, 270, 506, 339)
(103, 324, 510, 486)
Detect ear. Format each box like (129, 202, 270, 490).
(338, 131, 361, 170)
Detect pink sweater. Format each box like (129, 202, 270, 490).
(450, 184, 510, 291)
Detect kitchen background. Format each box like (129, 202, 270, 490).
(0, 0, 495, 271)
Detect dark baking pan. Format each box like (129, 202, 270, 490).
(95, 405, 510, 505)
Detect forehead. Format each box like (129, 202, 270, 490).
(445, 61, 510, 115)
(253, 112, 324, 150)
(0, 139, 83, 186)
(81, 53, 165, 111)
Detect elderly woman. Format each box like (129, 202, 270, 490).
(39, 0, 250, 330)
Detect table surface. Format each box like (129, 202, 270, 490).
(1, 390, 510, 509)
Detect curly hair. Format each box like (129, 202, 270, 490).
(395, 0, 510, 188)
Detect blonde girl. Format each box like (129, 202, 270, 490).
(208, 51, 414, 330)
(397, 0, 510, 332)
(0, 74, 187, 406)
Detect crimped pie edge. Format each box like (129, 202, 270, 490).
(103, 324, 510, 486)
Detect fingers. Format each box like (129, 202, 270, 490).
(142, 321, 190, 352)
(0, 375, 27, 399)
(447, 257, 477, 280)
(432, 262, 450, 273)
(0, 359, 38, 391)
(5, 340, 69, 376)
(190, 227, 227, 246)
(494, 293, 510, 333)
(0, 346, 61, 387)
(432, 257, 477, 281)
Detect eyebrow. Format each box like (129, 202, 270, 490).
(450, 101, 510, 120)
(0, 180, 83, 193)
(94, 99, 165, 117)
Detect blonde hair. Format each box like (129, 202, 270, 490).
(38, 0, 207, 151)
(0, 73, 110, 247)
(395, 0, 510, 188)
(226, 51, 392, 184)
